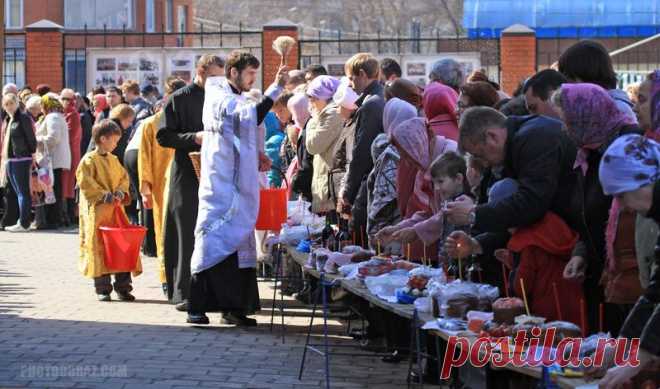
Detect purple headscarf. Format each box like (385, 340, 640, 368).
(383, 98, 418, 135)
(560, 83, 636, 148)
(560, 83, 637, 174)
(287, 93, 310, 130)
(306, 75, 341, 101)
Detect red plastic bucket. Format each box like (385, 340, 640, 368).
(255, 187, 288, 231)
(99, 203, 147, 272)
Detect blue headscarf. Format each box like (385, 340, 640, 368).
(599, 134, 660, 196)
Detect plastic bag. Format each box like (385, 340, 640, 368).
(364, 273, 409, 302)
(279, 225, 312, 245)
(476, 283, 500, 311)
(324, 252, 352, 274)
(436, 281, 480, 319)
(415, 296, 433, 313)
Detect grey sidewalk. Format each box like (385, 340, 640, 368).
(0, 228, 429, 389)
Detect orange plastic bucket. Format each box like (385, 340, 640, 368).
(255, 187, 288, 231)
(99, 203, 147, 272)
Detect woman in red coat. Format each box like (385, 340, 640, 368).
(59, 89, 82, 224)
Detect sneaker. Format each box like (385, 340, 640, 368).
(116, 291, 135, 301)
(97, 294, 111, 302)
(186, 313, 210, 325)
(161, 283, 168, 298)
(221, 312, 257, 327)
(6, 224, 30, 233)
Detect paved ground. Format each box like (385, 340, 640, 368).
(0, 228, 419, 389)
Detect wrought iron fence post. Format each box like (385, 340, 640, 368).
(318, 29, 322, 65)
(123, 24, 126, 47)
(84, 24, 88, 48)
(357, 30, 361, 52)
(338, 30, 341, 54)
(180, 23, 184, 47)
(239, 22, 243, 47)
(377, 30, 381, 53)
(436, 28, 440, 53)
(200, 23, 204, 47)
(220, 23, 223, 47)
(103, 24, 107, 48)
(397, 29, 401, 54)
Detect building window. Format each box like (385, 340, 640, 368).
(177, 5, 188, 32)
(5, 0, 23, 29)
(65, 0, 134, 30)
(165, 0, 174, 32)
(145, 0, 155, 32)
(65, 49, 86, 94)
(4, 36, 25, 87)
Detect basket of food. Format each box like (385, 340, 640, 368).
(189, 152, 201, 179)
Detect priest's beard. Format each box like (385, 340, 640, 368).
(231, 74, 252, 93)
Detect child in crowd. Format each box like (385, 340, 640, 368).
(383, 151, 472, 264)
(76, 119, 141, 302)
(489, 179, 584, 327)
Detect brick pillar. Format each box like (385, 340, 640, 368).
(500, 24, 536, 96)
(262, 19, 299, 88)
(26, 20, 64, 91)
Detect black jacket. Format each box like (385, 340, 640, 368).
(474, 115, 577, 235)
(343, 81, 385, 204)
(620, 180, 660, 356)
(291, 120, 313, 202)
(3, 110, 36, 158)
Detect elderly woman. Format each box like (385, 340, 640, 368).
(376, 117, 458, 260)
(1, 94, 37, 232)
(366, 98, 417, 252)
(305, 75, 343, 214)
(428, 58, 464, 93)
(288, 93, 313, 202)
(25, 95, 42, 123)
(552, 83, 641, 334)
(35, 93, 71, 229)
(423, 82, 459, 140)
(598, 134, 660, 388)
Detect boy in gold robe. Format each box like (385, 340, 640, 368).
(77, 119, 142, 301)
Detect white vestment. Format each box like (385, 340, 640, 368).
(191, 76, 281, 274)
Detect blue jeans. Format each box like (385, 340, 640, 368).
(7, 159, 32, 228)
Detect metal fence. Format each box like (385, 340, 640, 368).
(298, 30, 501, 83)
(62, 23, 263, 92)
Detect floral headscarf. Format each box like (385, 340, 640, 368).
(560, 83, 637, 174)
(41, 93, 63, 113)
(599, 134, 660, 196)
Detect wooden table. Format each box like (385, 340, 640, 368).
(284, 245, 598, 389)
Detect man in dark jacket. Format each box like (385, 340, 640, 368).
(445, 107, 578, 256)
(339, 53, 385, 238)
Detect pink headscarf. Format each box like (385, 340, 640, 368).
(391, 117, 457, 212)
(93, 94, 109, 117)
(422, 82, 459, 140)
(559, 83, 637, 175)
(287, 93, 311, 130)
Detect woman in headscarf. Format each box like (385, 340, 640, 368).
(598, 134, 660, 388)
(366, 98, 418, 252)
(35, 93, 71, 229)
(422, 82, 459, 140)
(92, 94, 109, 121)
(288, 93, 313, 202)
(375, 117, 457, 261)
(305, 75, 343, 214)
(552, 83, 641, 334)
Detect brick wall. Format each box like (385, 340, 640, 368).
(262, 26, 299, 87)
(26, 29, 63, 90)
(500, 28, 536, 96)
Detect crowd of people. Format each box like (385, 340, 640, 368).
(1, 38, 658, 387)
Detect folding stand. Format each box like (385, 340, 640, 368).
(405, 309, 443, 389)
(298, 273, 400, 389)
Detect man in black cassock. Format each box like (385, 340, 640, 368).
(157, 55, 225, 310)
